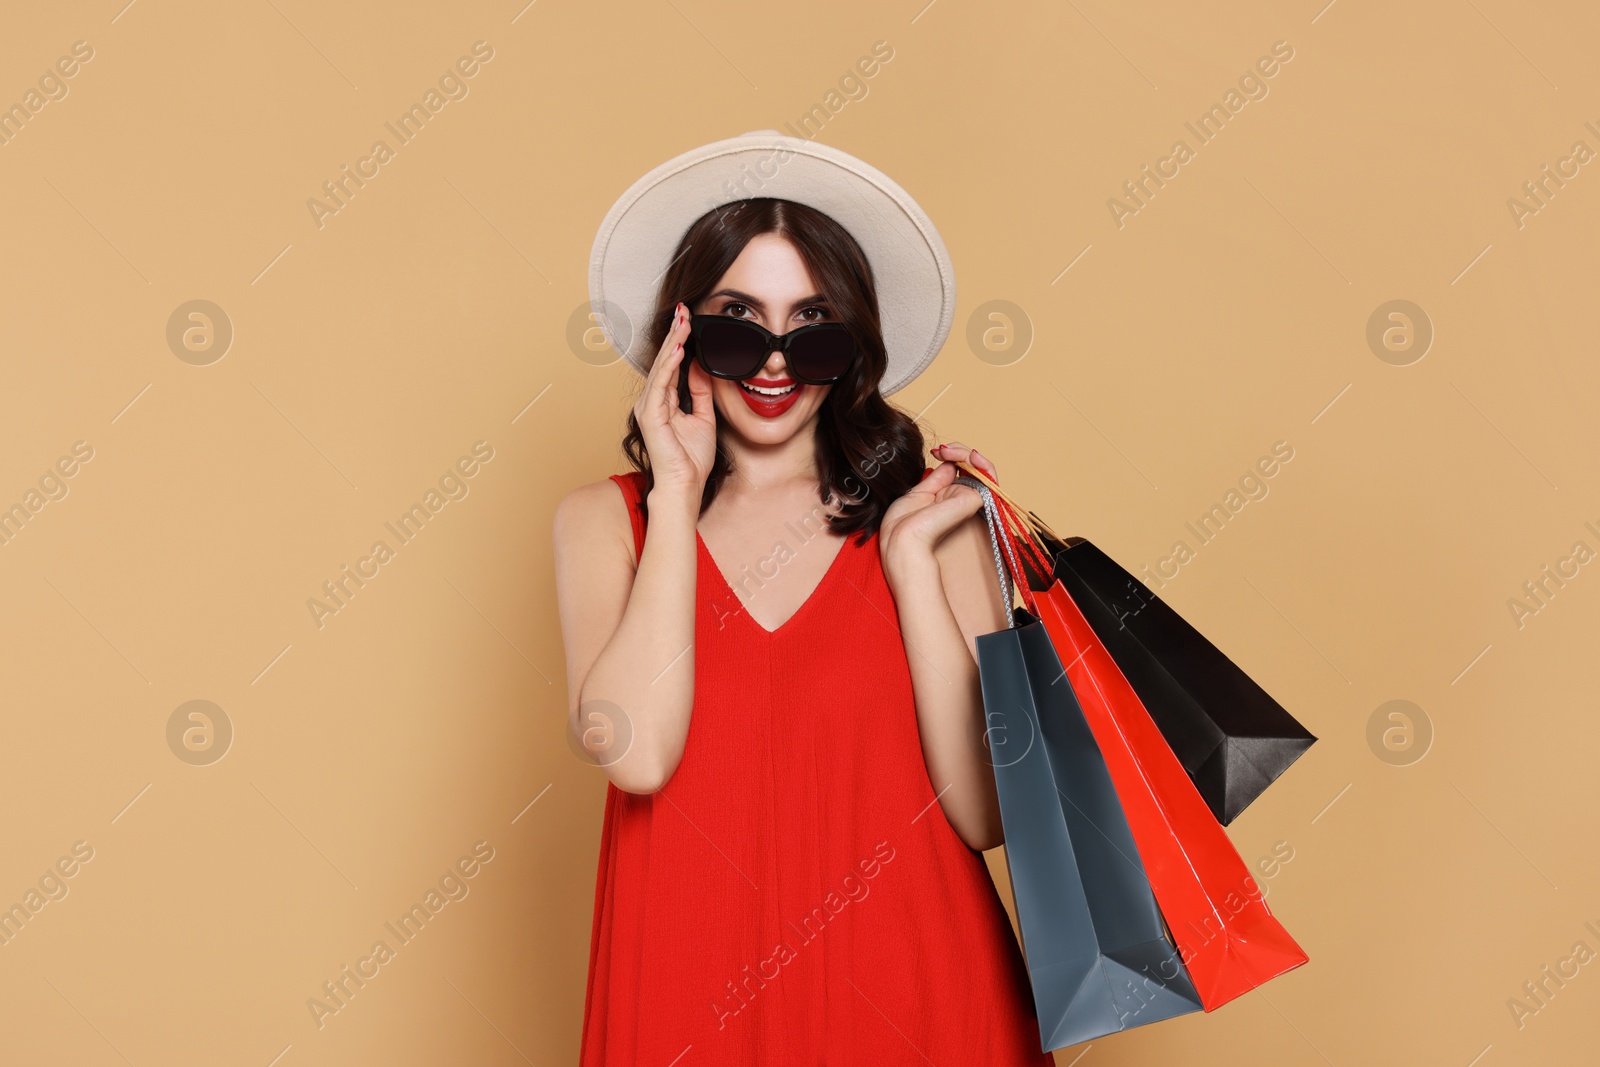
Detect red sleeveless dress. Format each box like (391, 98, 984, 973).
(579, 471, 1052, 1065)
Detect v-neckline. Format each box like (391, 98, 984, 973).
(696, 528, 853, 636)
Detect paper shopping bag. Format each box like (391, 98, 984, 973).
(1051, 537, 1317, 825)
(959, 472, 1310, 1010)
(1029, 576, 1310, 1009)
(961, 476, 1203, 1050)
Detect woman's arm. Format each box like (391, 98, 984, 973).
(886, 507, 1012, 851)
(555, 300, 713, 793)
(879, 443, 1013, 851)
(552, 478, 703, 794)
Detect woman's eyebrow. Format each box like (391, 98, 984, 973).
(705, 289, 830, 311)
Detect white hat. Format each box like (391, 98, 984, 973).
(587, 130, 956, 397)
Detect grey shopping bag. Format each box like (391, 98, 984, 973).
(961, 476, 1203, 1051)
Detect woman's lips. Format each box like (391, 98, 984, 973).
(736, 377, 802, 418)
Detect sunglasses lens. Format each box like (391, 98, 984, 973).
(695, 318, 768, 378)
(691, 317, 858, 383)
(788, 328, 856, 382)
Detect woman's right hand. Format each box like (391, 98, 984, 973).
(633, 301, 716, 497)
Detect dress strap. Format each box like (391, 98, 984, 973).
(607, 471, 648, 565)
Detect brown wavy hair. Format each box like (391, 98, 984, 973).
(620, 197, 927, 543)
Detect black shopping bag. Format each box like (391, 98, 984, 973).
(963, 477, 1202, 1051)
(1047, 535, 1317, 826)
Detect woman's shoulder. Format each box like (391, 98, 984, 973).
(552, 475, 638, 559)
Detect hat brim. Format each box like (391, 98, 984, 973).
(588, 131, 955, 398)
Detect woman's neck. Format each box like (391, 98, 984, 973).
(716, 425, 823, 497)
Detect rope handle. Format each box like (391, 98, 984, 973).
(953, 473, 1040, 621)
(951, 459, 1059, 581)
(950, 460, 1065, 546)
(954, 474, 1014, 628)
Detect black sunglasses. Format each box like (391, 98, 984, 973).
(683, 314, 858, 385)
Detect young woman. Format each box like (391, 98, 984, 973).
(556, 134, 1051, 1064)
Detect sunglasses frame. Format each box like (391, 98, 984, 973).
(683, 313, 858, 385)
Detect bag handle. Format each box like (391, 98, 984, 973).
(950, 459, 1061, 581)
(955, 473, 1013, 627)
(954, 473, 1039, 624)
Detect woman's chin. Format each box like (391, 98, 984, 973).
(721, 412, 806, 446)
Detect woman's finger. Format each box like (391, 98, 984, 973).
(915, 455, 958, 494)
(642, 304, 676, 385)
(969, 448, 998, 483)
(683, 349, 713, 420)
(930, 441, 999, 484)
(638, 305, 671, 406)
(646, 303, 691, 418)
(916, 481, 987, 543)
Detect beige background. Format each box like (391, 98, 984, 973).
(2, 0, 1597, 1064)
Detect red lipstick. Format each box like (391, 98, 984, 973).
(736, 376, 802, 418)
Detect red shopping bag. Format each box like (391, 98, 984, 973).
(973, 469, 1309, 1011)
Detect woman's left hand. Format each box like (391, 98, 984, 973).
(878, 442, 1001, 581)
